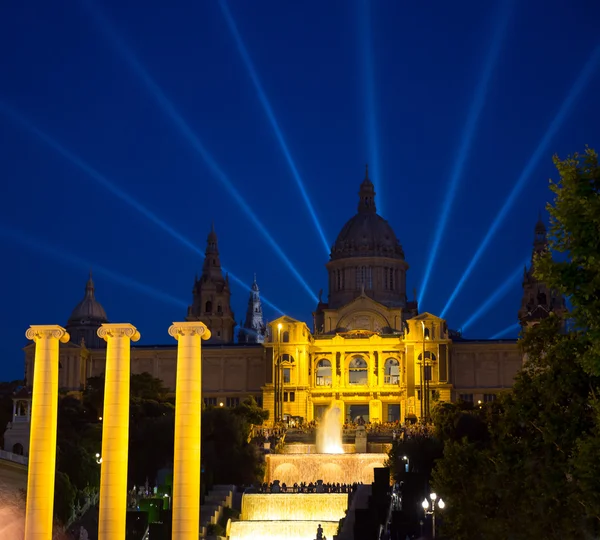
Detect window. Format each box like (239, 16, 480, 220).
(204, 397, 217, 406)
(281, 354, 294, 363)
(483, 393, 496, 403)
(459, 393, 474, 403)
(336, 269, 345, 291)
(205, 301, 212, 313)
(217, 304, 222, 313)
(226, 397, 240, 407)
(349, 356, 368, 385)
(384, 268, 395, 290)
(283, 368, 291, 384)
(355, 266, 372, 289)
(283, 391, 296, 402)
(423, 365, 432, 381)
(384, 358, 400, 384)
(417, 351, 437, 362)
(316, 359, 332, 386)
(282, 331, 290, 343)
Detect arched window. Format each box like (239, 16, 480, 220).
(417, 351, 436, 362)
(316, 359, 332, 386)
(217, 304, 222, 313)
(355, 267, 372, 290)
(12, 443, 24, 456)
(349, 356, 368, 385)
(205, 301, 212, 313)
(282, 331, 290, 343)
(384, 358, 400, 385)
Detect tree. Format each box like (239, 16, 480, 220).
(432, 149, 600, 538)
(536, 148, 600, 375)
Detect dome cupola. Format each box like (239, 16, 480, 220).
(324, 166, 409, 311)
(66, 272, 109, 348)
(331, 165, 404, 261)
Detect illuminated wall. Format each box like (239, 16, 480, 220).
(229, 520, 338, 540)
(241, 493, 348, 521)
(264, 453, 387, 485)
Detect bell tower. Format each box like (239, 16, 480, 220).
(518, 216, 566, 327)
(239, 275, 266, 343)
(187, 225, 236, 343)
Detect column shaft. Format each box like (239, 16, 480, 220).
(170, 322, 210, 540)
(25, 325, 69, 540)
(98, 324, 140, 540)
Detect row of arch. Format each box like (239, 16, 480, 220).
(315, 356, 401, 386)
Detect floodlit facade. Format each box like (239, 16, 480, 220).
(10, 168, 563, 446)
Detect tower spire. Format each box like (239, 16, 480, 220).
(187, 224, 236, 343)
(239, 274, 265, 343)
(358, 166, 376, 214)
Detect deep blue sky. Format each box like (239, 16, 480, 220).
(1, 0, 599, 381)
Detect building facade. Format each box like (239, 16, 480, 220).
(15, 167, 562, 443)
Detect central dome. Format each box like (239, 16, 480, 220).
(330, 168, 404, 261)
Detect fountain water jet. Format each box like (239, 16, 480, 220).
(316, 401, 344, 454)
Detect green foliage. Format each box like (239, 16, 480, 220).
(386, 435, 442, 480)
(536, 148, 600, 374)
(202, 406, 265, 486)
(130, 372, 169, 401)
(232, 396, 269, 431)
(432, 149, 600, 538)
(207, 522, 226, 536)
(53, 471, 76, 526)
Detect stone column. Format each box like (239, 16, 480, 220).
(97, 324, 140, 540)
(24, 325, 70, 540)
(169, 322, 211, 540)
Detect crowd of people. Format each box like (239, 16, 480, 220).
(257, 480, 361, 494)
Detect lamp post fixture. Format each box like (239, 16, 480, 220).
(420, 321, 431, 422)
(422, 492, 445, 538)
(276, 323, 283, 422)
(402, 455, 410, 473)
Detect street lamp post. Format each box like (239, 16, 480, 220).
(422, 492, 445, 538)
(402, 455, 410, 473)
(276, 323, 283, 422)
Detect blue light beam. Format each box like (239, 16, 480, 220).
(490, 322, 521, 340)
(358, 0, 381, 214)
(218, 0, 330, 256)
(84, 0, 318, 304)
(441, 43, 600, 319)
(460, 258, 527, 332)
(0, 103, 285, 315)
(0, 225, 188, 309)
(419, 0, 514, 306)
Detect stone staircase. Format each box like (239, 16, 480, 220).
(200, 484, 235, 538)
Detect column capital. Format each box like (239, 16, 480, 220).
(168, 322, 211, 341)
(25, 325, 70, 344)
(97, 323, 141, 342)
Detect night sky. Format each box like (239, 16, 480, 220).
(1, 1, 599, 381)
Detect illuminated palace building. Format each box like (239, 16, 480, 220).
(8, 170, 565, 451)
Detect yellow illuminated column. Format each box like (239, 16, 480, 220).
(24, 325, 70, 540)
(169, 322, 211, 540)
(97, 324, 140, 540)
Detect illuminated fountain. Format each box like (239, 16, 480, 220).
(228, 401, 388, 539)
(316, 402, 344, 454)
